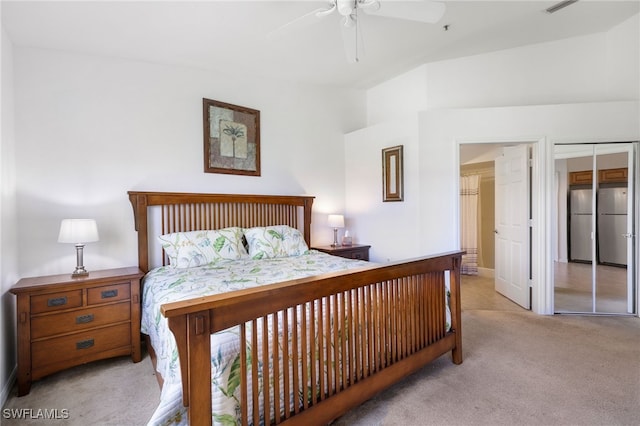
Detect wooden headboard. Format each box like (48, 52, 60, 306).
(128, 191, 315, 272)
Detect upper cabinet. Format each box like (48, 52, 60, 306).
(569, 167, 628, 185)
(599, 167, 627, 184)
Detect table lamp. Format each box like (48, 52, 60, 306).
(58, 219, 99, 277)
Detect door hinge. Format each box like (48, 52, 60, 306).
(529, 279, 534, 288)
(528, 219, 534, 227)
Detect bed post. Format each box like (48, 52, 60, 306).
(128, 192, 150, 273)
(450, 254, 463, 364)
(303, 197, 313, 246)
(167, 312, 212, 425)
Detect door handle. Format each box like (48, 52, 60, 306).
(622, 233, 635, 239)
(494, 229, 499, 234)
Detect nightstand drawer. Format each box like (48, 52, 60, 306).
(31, 302, 131, 339)
(313, 245, 370, 261)
(32, 323, 131, 372)
(87, 282, 130, 305)
(31, 290, 83, 314)
(342, 249, 367, 260)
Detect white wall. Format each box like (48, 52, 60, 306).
(13, 47, 366, 279)
(344, 116, 421, 262)
(1, 27, 18, 406)
(2, 44, 366, 397)
(366, 65, 428, 126)
(606, 13, 640, 100)
(364, 15, 639, 123)
(345, 16, 640, 265)
(349, 101, 639, 263)
(423, 33, 609, 110)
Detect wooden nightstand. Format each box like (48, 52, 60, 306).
(10, 266, 144, 396)
(312, 244, 370, 261)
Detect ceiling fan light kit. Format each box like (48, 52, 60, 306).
(337, 0, 355, 16)
(317, 0, 444, 23)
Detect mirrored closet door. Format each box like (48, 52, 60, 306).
(554, 142, 636, 314)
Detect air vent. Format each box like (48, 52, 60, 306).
(546, 0, 578, 14)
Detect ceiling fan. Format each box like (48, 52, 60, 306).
(270, 0, 446, 63)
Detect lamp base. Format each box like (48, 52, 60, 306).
(331, 228, 341, 247)
(71, 244, 89, 278)
(71, 268, 89, 278)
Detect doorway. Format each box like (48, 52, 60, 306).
(553, 142, 637, 315)
(459, 142, 535, 310)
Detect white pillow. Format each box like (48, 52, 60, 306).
(244, 225, 309, 259)
(158, 227, 247, 268)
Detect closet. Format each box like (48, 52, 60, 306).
(554, 143, 636, 315)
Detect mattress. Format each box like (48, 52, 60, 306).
(142, 250, 372, 425)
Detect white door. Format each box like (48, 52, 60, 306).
(495, 145, 530, 308)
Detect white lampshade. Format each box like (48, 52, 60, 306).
(328, 214, 345, 229)
(58, 219, 99, 244)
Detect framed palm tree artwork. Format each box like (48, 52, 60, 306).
(203, 98, 260, 176)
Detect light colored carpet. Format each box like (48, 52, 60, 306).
(335, 310, 640, 425)
(3, 275, 639, 425)
(2, 351, 159, 425)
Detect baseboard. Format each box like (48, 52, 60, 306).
(478, 267, 495, 278)
(1, 365, 16, 407)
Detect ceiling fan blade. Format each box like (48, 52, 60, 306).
(316, 3, 338, 17)
(340, 14, 365, 63)
(363, 0, 446, 24)
(267, 5, 336, 41)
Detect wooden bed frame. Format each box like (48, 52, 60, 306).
(129, 191, 463, 425)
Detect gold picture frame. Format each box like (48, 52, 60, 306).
(203, 98, 260, 176)
(382, 145, 404, 202)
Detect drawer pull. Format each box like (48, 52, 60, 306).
(76, 339, 94, 350)
(76, 314, 94, 324)
(101, 289, 118, 299)
(47, 296, 67, 307)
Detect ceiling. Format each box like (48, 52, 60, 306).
(2, 1, 639, 89)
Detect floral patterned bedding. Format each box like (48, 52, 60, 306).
(143, 250, 371, 426)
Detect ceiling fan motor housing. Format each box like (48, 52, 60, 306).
(336, 0, 381, 17)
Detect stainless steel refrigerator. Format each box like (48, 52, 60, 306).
(597, 186, 628, 266)
(569, 188, 593, 262)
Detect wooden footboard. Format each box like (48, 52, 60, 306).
(161, 251, 463, 426)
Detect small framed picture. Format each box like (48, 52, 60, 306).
(203, 98, 260, 176)
(382, 145, 404, 202)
